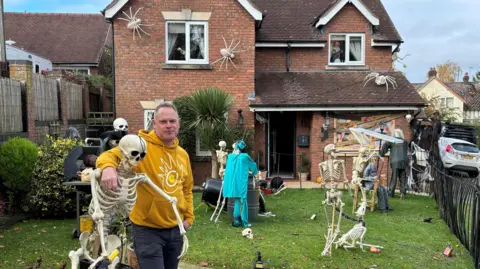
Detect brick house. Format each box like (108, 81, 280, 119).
(103, 0, 425, 184)
(5, 12, 112, 76)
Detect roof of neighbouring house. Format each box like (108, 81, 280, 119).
(446, 82, 480, 111)
(5, 12, 112, 65)
(416, 77, 467, 103)
(251, 71, 425, 108)
(251, 0, 402, 42)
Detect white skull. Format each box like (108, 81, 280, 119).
(219, 140, 226, 150)
(405, 113, 412, 123)
(113, 118, 129, 132)
(242, 228, 253, 239)
(118, 134, 147, 167)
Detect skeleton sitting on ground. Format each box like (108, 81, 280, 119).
(352, 147, 374, 216)
(334, 221, 367, 251)
(69, 135, 188, 269)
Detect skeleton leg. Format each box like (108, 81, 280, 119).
(210, 181, 224, 221)
(214, 197, 227, 223)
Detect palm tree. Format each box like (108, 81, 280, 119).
(188, 87, 233, 178)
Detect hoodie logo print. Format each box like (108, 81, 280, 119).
(158, 153, 184, 194)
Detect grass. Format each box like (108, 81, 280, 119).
(0, 189, 475, 269)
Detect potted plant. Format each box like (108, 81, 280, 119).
(297, 152, 310, 181)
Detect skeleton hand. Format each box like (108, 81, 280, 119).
(100, 167, 118, 190)
(168, 196, 178, 205)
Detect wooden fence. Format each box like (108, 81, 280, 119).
(33, 74, 59, 121)
(66, 81, 83, 120)
(0, 78, 23, 133)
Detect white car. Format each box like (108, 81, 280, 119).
(438, 137, 480, 177)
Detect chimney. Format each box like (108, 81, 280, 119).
(428, 67, 437, 78)
(463, 72, 470, 84)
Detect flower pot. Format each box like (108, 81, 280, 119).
(260, 170, 267, 180)
(298, 172, 308, 182)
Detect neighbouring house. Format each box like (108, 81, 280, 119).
(6, 43, 52, 74)
(102, 0, 425, 184)
(4, 12, 112, 75)
(416, 68, 480, 123)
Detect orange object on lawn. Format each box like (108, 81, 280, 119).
(316, 176, 322, 184)
(370, 246, 381, 253)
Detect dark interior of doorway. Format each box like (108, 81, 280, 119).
(268, 112, 296, 178)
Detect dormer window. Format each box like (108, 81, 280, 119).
(166, 21, 208, 64)
(328, 33, 365, 65)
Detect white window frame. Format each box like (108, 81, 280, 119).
(196, 135, 211, 156)
(445, 97, 454, 108)
(165, 21, 209, 65)
(328, 33, 365, 66)
(144, 109, 155, 130)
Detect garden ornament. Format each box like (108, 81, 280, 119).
(318, 144, 350, 192)
(321, 188, 345, 256)
(334, 222, 367, 251)
(363, 72, 397, 92)
(242, 228, 254, 239)
(113, 118, 128, 132)
(118, 7, 152, 40)
(68, 135, 188, 269)
(211, 36, 243, 70)
(210, 141, 229, 223)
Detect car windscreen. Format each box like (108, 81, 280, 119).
(452, 143, 480, 153)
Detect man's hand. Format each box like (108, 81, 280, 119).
(100, 167, 118, 190)
(183, 221, 191, 230)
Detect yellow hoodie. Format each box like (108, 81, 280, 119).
(96, 130, 194, 229)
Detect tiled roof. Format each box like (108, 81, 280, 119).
(446, 82, 480, 111)
(5, 12, 112, 64)
(252, 0, 402, 42)
(252, 71, 425, 107)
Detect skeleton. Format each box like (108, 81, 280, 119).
(363, 72, 398, 92)
(242, 228, 254, 239)
(334, 222, 367, 251)
(319, 144, 349, 192)
(113, 118, 128, 132)
(210, 141, 229, 223)
(351, 147, 370, 216)
(118, 7, 153, 40)
(211, 36, 243, 70)
(69, 135, 188, 268)
(321, 189, 345, 256)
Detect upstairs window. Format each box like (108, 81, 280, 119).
(166, 21, 208, 64)
(329, 33, 365, 65)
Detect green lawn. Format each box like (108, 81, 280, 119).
(0, 189, 475, 269)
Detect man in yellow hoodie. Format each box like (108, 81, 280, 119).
(96, 102, 194, 269)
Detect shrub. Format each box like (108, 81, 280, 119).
(28, 135, 84, 217)
(0, 137, 38, 211)
(173, 95, 197, 156)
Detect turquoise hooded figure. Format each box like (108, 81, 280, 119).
(222, 140, 259, 227)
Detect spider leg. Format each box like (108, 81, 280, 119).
(228, 57, 238, 70)
(363, 77, 375, 87)
(228, 39, 234, 51)
(133, 7, 144, 19)
(221, 35, 228, 48)
(231, 40, 242, 52)
(121, 11, 132, 20)
(138, 24, 153, 27)
(118, 17, 131, 22)
(135, 27, 142, 39)
(385, 81, 389, 92)
(129, 7, 133, 19)
(211, 56, 226, 65)
(220, 57, 227, 70)
(137, 26, 151, 36)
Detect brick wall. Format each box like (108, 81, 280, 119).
(113, 0, 256, 134)
(255, 4, 392, 71)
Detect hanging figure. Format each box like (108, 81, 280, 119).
(222, 140, 260, 227)
(363, 156, 393, 213)
(380, 129, 409, 199)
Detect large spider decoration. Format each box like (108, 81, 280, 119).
(211, 36, 243, 70)
(118, 7, 153, 40)
(363, 72, 397, 92)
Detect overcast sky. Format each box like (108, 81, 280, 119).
(5, 0, 480, 83)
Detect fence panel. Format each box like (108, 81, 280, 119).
(66, 81, 83, 120)
(0, 78, 23, 133)
(33, 74, 59, 121)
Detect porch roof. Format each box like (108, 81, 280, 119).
(250, 71, 426, 111)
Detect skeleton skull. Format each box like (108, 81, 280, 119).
(324, 144, 336, 155)
(242, 228, 253, 239)
(219, 140, 227, 150)
(118, 134, 147, 167)
(113, 118, 129, 132)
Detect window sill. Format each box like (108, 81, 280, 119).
(325, 65, 369, 70)
(162, 63, 213, 70)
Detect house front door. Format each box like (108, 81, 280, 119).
(266, 112, 296, 178)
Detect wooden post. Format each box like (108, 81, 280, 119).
(0, 0, 6, 63)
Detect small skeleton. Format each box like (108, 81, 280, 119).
(363, 72, 397, 92)
(319, 144, 349, 192)
(321, 189, 345, 256)
(211, 36, 243, 70)
(351, 148, 369, 215)
(118, 7, 153, 40)
(334, 222, 367, 251)
(210, 141, 228, 223)
(69, 135, 188, 269)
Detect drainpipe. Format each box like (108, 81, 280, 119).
(110, 21, 116, 118)
(286, 43, 291, 72)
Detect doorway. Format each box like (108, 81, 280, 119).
(266, 112, 296, 178)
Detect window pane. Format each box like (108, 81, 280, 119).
(440, 98, 446, 107)
(349, 36, 362, 62)
(446, 97, 454, 108)
(190, 24, 205, 60)
(167, 23, 186, 61)
(330, 35, 345, 63)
